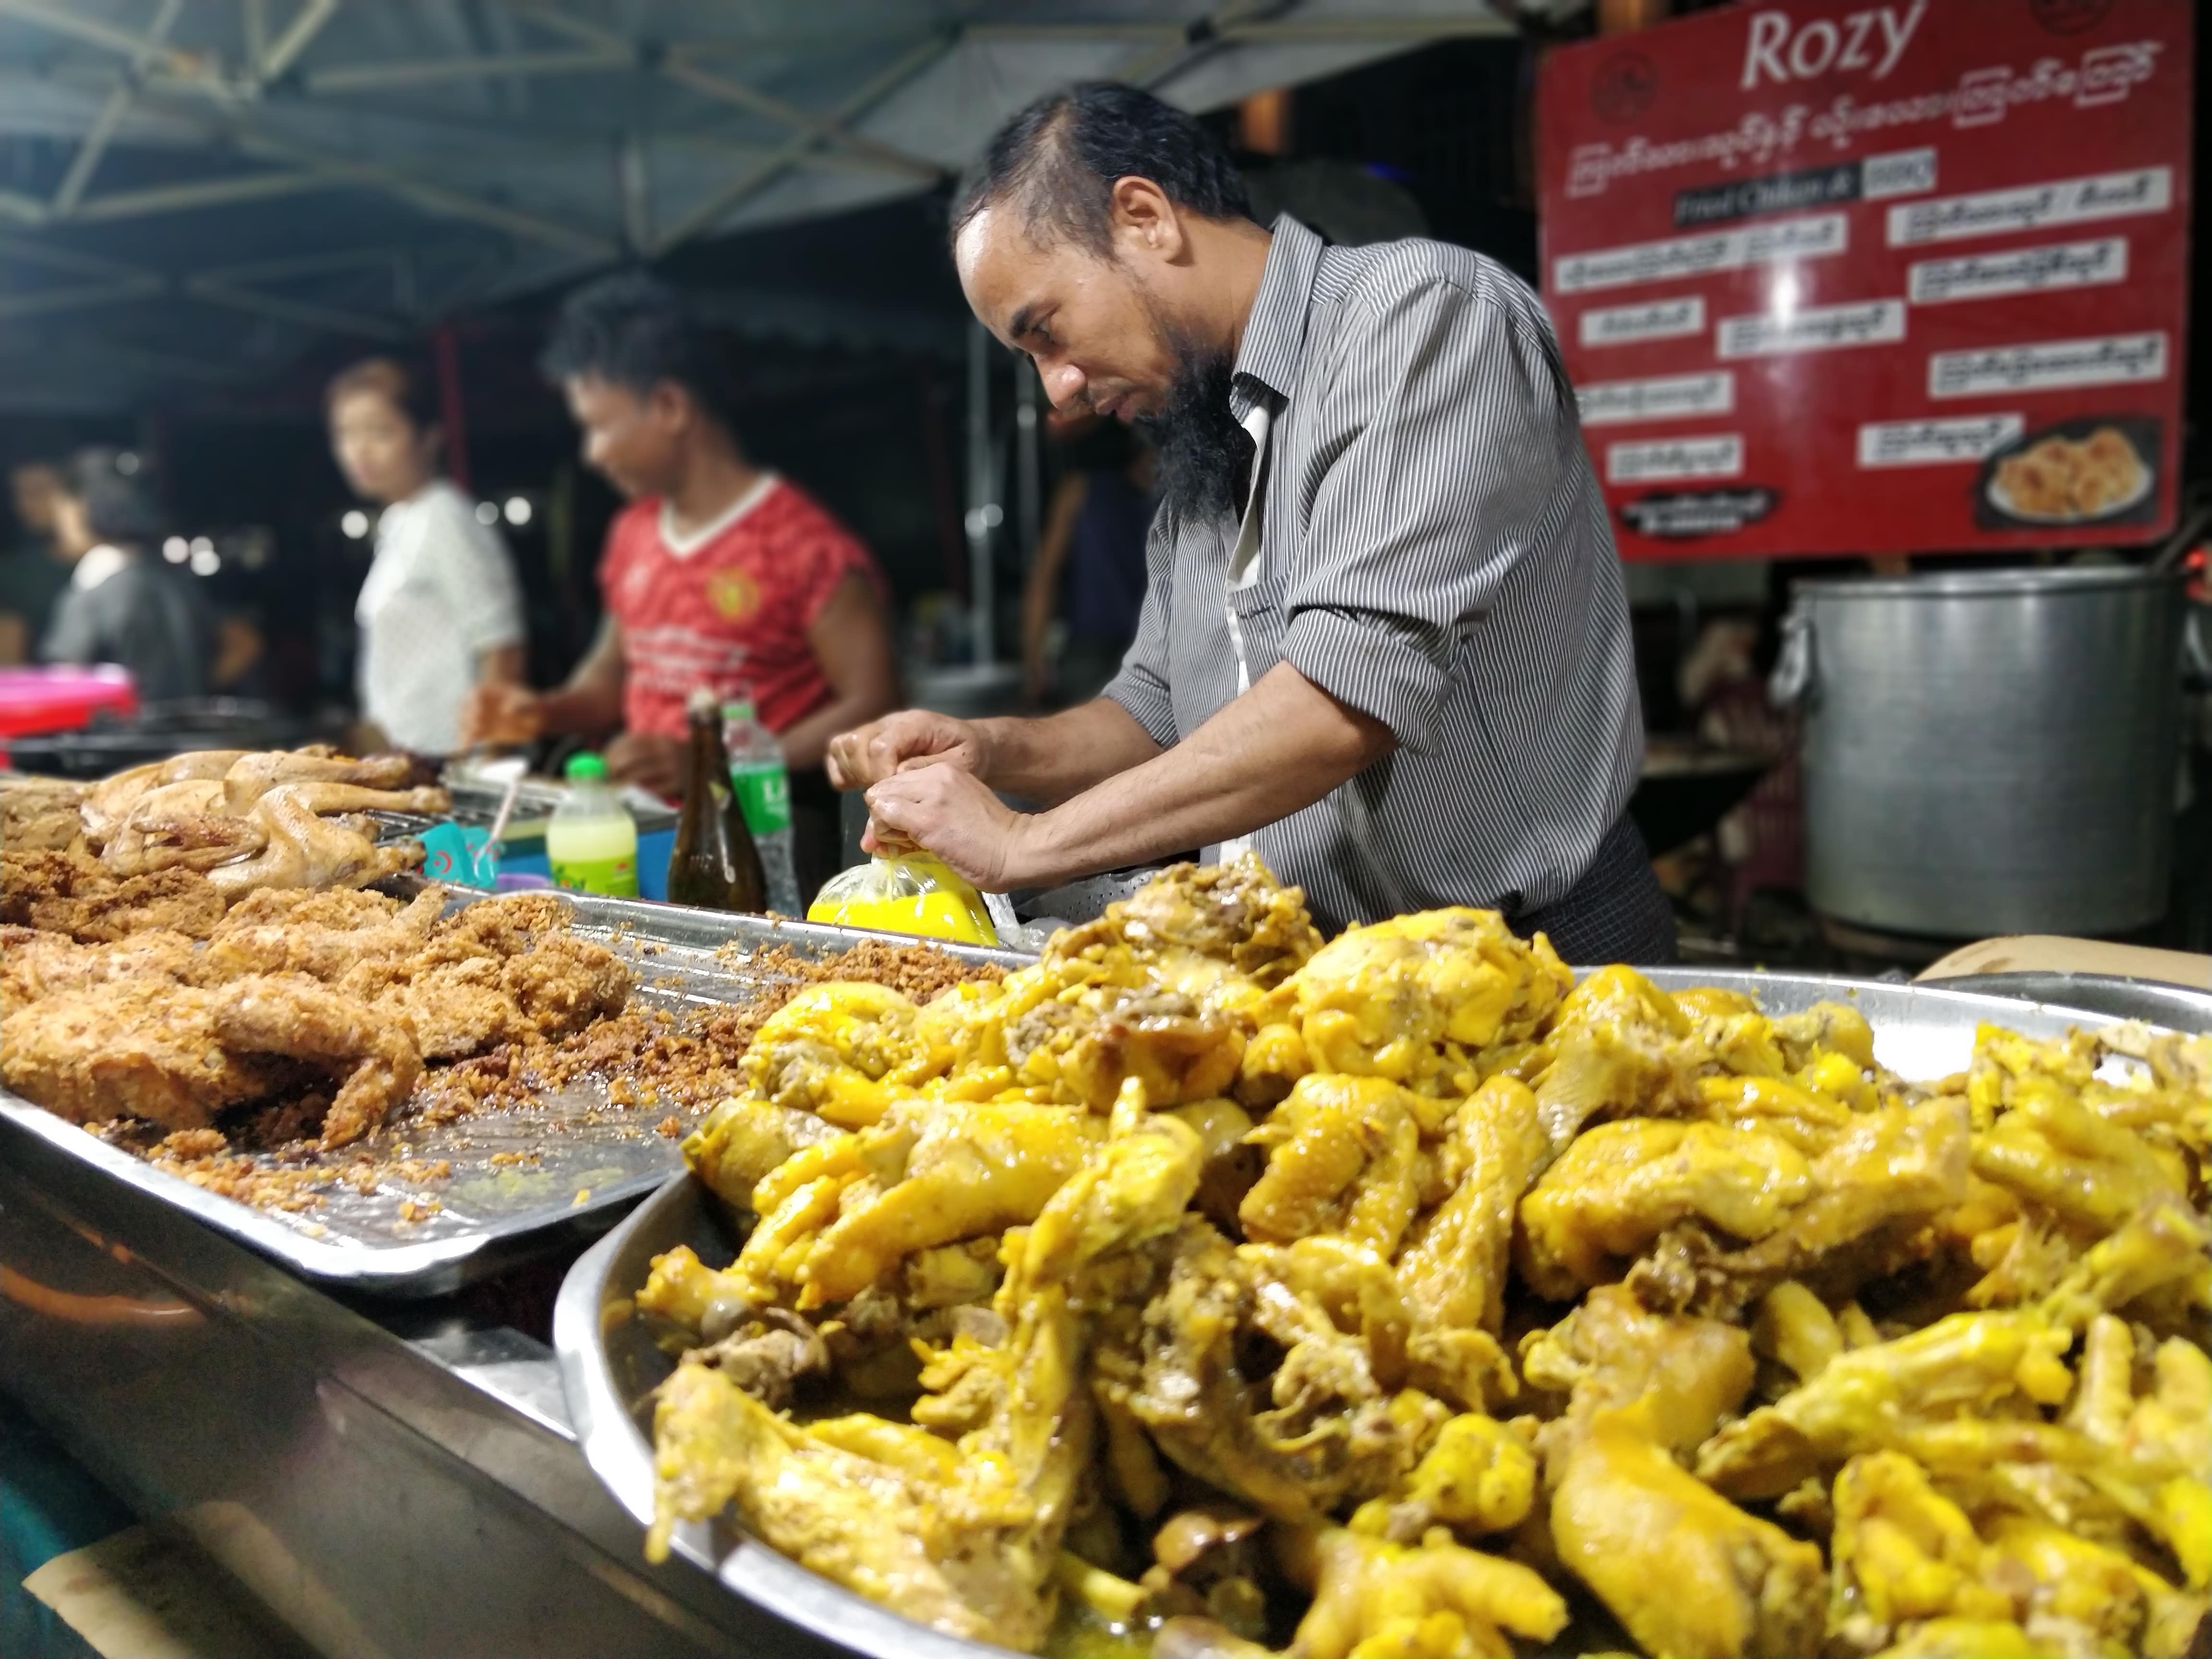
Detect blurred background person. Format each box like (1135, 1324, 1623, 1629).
(329, 356, 525, 758)
(0, 461, 71, 666)
(1019, 419, 1155, 707)
(465, 273, 898, 899)
(41, 447, 212, 701)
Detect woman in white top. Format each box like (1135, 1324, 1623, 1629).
(328, 357, 525, 756)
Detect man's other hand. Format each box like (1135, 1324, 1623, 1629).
(826, 709, 991, 791)
(462, 683, 545, 748)
(863, 762, 1032, 891)
(604, 731, 686, 801)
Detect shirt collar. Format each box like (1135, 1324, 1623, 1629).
(1230, 214, 1324, 414)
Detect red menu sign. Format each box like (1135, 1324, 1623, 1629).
(1538, 0, 2194, 560)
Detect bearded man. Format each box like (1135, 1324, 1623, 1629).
(831, 83, 1671, 960)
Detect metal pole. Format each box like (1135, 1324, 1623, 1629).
(964, 319, 998, 665)
(1014, 354, 1041, 566)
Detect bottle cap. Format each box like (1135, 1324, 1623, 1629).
(564, 753, 608, 781)
(720, 697, 757, 723)
(686, 686, 721, 720)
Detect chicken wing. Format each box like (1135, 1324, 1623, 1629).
(208, 974, 422, 1148)
(1239, 1073, 1423, 1254)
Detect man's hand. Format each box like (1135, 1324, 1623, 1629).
(863, 763, 1031, 891)
(827, 709, 992, 791)
(463, 683, 545, 747)
(604, 731, 686, 801)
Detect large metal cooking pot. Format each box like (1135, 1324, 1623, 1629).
(1773, 566, 2184, 938)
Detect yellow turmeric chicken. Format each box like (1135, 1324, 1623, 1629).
(633, 857, 2212, 1659)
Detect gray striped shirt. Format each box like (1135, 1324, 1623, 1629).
(1104, 215, 1643, 937)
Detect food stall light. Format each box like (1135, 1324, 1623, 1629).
(189, 548, 220, 576)
(189, 535, 214, 556)
(340, 509, 370, 540)
(1770, 269, 1801, 323)
(503, 496, 532, 528)
(115, 451, 140, 475)
(162, 537, 188, 563)
(475, 501, 499, 526)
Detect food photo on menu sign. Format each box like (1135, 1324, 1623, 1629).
(1537, 0, 2191, 560)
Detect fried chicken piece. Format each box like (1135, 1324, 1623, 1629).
(2, 979, 277, 1130)
(2, 847, 223, 941)
(326, 894, 628, 1058)
(0, 774, 87, 851)
(0, 924, 205, 1014)
(1282, 1525, 1567, 1659)
(1830, 1452, 2016, 1645)
(205, 886, 443, 979)
(208, 974, 422, 1148)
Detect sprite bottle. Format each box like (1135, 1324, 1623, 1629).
(721, 697, 800, 915)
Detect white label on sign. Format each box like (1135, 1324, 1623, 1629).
(1554, 213, 1847, 293)
(1860, 146, 1937, 200)
(1578, 371, 1735, 426)
(1908, 237, 2128, 304)
(1856, 414, 2025, 467)
(1607, 435, 1745, 482)
(1578, 295, 1707, 348)
(1717, 298, 1906, 358)
(1927, 332, 2168, 398)
(1887, 166, 2170, 246)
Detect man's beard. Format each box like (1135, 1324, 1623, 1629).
(1135, 321, 1248, 529)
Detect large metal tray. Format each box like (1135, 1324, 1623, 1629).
(554, 969, 2172, 1659)
(0, 894, 1024, 1298)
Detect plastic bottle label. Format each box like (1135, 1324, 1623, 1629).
(551, 854, 638, 898)
(730, 762, 793, 835)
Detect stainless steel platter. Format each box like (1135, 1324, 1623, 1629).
(0, 894, 1023, 1298)
(554, 968, 2170, 1659)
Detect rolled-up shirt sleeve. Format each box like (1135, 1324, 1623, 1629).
(1278, 274, 1573, 754)
(1100, 514, 1180, 748)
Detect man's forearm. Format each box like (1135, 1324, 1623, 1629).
(539, 674, 624, 736)
(974, 698, 1163, 805)
(1009, 665, 1391, 884)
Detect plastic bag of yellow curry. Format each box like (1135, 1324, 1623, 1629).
(805, 852, 998, 945)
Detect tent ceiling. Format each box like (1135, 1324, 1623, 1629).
(0, 0, 1510, 411)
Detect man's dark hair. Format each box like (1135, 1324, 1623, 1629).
(539, 271, 742, 429)
(64, 446, 165, 546)
(952, 82, 1253, 255)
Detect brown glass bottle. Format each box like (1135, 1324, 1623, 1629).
(667, 687, 767, 912)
